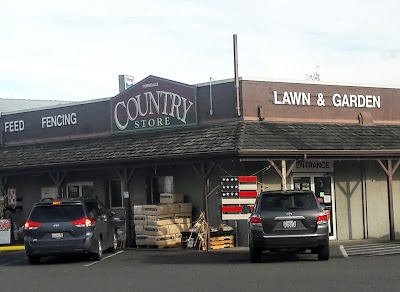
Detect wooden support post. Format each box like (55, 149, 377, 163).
(0, 176, 7, 218)
(192, 162, 215, 251)
(282, 160, 287, 190)
(0, 176, 8, 196)
(49, 171, 66, 198)
(268, 160, 297, 190)
(116, 167, 136, 248)
(377, 159, 400, 241)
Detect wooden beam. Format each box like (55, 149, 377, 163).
(268, 160, 297, 190)
(115, 167, 136, 248)
(268, 160, 283, 178)
(377, 160, 389, 176)
(286, 160, 297, 177)
(392, 160, 400, 174)
(388, 160, 395, 241)
(48, 171, 66, 197)
(191, 162, 216, 251)
(282, 160, 287, 190)
(377, 159, 397, 241)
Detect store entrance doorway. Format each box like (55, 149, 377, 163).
(292, 174, 336, 239)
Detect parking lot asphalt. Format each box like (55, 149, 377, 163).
(1, 238, 397, 257)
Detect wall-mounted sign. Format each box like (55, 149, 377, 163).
(0, 219, 11, 244)
(221, 176, 257, 220)
(7, 188, 16, 205)
(111, 75, 197, 133)
(1, 101, 110, 144)
(293, 160, 334, 173)
(273, 91, 381, 109)
(41, 113, 77, 129)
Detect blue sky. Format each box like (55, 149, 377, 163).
(0, 0, 399, 101)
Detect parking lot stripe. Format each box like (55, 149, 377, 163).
(339, 245, 348, 258)
(84, 250, 124, 267)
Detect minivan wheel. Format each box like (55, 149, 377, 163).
(28, 256, 41, 265)
(109, 231, 118, 253)
(93, 238, 103, 261)
(318, 245, 330, 261)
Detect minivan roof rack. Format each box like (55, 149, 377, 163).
(40, 197, 55, 202)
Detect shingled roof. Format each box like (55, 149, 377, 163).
(0, 122, 241, 172)
(1, 121, 400, 173)
(240, 122, 400, 159)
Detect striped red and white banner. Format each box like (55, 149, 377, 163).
(221, 176, 258, 198)
(221, 176, 257, 220)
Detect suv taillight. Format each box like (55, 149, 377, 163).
(317, 212, 329, 224)
(24, 221, 42, 230)
(72, 217, 95, 227)
(249, 214, 262, 226)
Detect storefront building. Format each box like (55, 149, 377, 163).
(1, 75, 400, 246)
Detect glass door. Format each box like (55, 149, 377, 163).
(292, 174, 336, 239)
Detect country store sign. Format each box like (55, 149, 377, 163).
(111, 76, 197, 133)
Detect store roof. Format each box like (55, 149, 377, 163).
(1, 121, 400, 173)
(0, 98, 72, 113)
(239, 122, 400, 159)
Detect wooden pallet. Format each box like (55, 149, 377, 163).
(210, 235, 234, 250)
(137, 243, 182, 249)
(210, 235, 234, 242)
(210, 243, 235, 250)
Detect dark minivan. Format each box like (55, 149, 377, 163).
(245, 190, 329, 263)
(24, 197, 118, 264)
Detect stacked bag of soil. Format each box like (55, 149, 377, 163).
(134, 193, 192, 248)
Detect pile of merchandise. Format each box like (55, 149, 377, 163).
(209, 224, 235, 250)
(133, 193, 192, 249)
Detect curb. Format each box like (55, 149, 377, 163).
(0, 245, 25, 251)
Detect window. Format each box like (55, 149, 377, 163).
(260, 192, 317, 211)
(67, 182, 94, 198)
(30, 205, 85, 222)
(109, 180, 123, 208)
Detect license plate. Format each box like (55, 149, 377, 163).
(283, 220, 297, 228)
(52, 233, 63, 239)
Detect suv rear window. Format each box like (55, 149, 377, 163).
(258, 192, 317, 211)
(29, 205, 85, 222)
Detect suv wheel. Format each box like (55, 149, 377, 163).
(318, 245, 330, 261)
(28, 256, 41, 265)
(93, 238, 103, 261)
(250, 246, 262, 263)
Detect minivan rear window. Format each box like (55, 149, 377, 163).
(259, 192, 317, 211)
(29, 205, 85, 222)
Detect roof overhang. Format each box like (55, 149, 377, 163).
(239, 149, 400, 161)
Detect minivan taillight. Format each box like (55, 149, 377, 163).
(24, 221, 42, 230)
(72, 217, 95, 227)
(249, 214, 262, 226)
(317, 212, 329, 224)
